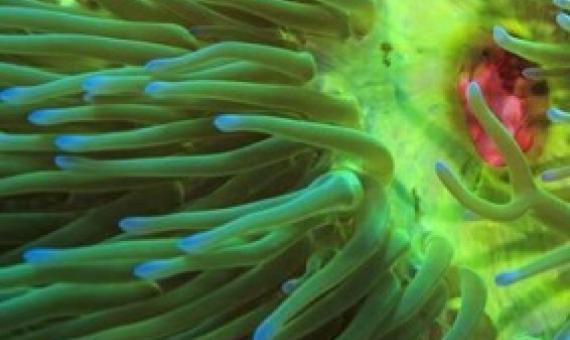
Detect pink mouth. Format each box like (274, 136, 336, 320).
(457, 47, 535, 167)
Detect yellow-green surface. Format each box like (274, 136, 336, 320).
(317, 0, 569, 338)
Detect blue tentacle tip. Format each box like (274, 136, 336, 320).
(23, 248, 57, 264)
(82, 75, 107, 93)
(119, 217, 145, 233)
(466, 81, 482, 98)
(281, 278, 299, 295)
(253, 321, 274, 340)
(435, 160, 448, 173)
(54, 135, 88, 152)
(54, 155, 74, 169)
(495, 271, 519, 286)
(28, 109, 58, 125)
(547, 108, 569, 123)
(144, 82, 167, 96)
(492, 25, 509, 44)
(145, 58, 171, 72)
(0, 87, 25, 103)
(177, 233, 210, 252)
(134, 259, 169, 280)
(554, 0, 569, 8)
(214, 115, 241, 132)
(541, 170, 557, 182)
(556, 12, 570, 26)
(521, 68, 541, 80)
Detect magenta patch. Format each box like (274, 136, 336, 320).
(457, 48, 534, 167)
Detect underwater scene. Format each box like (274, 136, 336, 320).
(0, 0, 568, 339)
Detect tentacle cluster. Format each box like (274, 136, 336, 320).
(0, 1, 488, 339)
(437, 3, 570, 336)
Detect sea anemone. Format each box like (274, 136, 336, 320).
(0, 1, 478, 339)
(0, 0, 566, 339)
(435, 1, 570, 338)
